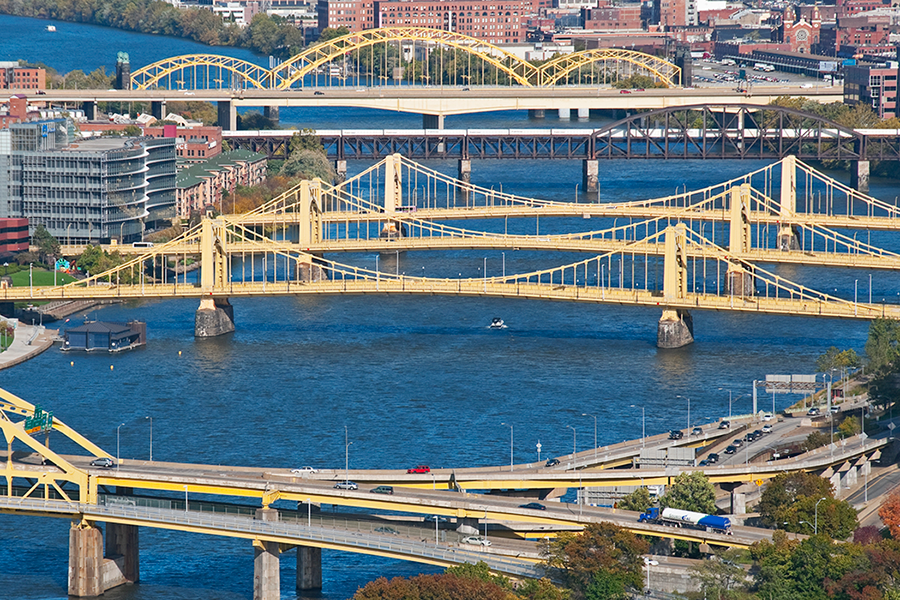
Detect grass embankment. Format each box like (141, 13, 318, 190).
(10, 270, 77, 287)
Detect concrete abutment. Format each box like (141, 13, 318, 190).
(851, 160, 870, 193)
(69, 521, 139, 597)
(195, 297, 235, 337)
(582, 159, 599, 194)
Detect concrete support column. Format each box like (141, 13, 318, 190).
(528, 109, 545, 119)
(657, 309, 693, 349)
(195, 298, 235, 337)
(334, 160, 347, 184)
(254, 508, 280, 600)
(150, 100, 166, 121)
(778, 224, 801, 251)
(458, 159, 472, 206)
(81, 101, 96, 121)
(456, 517, 480, 536)
(105, 522, 139, 583)
(69, 523, 103, 597)
(851, 160, 870, 193)
(297, 546, 323, 591)
(558, 108, 571, 120)
(422, 113, 445, 129)
(582, 159, 599, 194)
(724, 268, 754, 297)
(217, 100, 237, 132)
(577, 108, 590, 119)
(263, 106, 279, 126)
(297, 253, 326, 282)
(730, 491, 747, 515)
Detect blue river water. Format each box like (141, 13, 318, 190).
(2, 14, 900, 600)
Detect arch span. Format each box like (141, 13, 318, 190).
(539, 48, 681, 87)
(131, 54, 273, 91)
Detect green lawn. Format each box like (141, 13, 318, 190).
(9, 269, 77, 287)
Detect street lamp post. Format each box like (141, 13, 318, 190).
(630, 405, 645, 448)
(501, 422, 513, 472)
(566, 425, 577, 461)
(677, 395, 691, 429)
(116, 422, 125, 472)
(146, 416, 153, 461)
(582, 413, 598, 462)
(719, 388, 733, 419)
(815, 497, 827, 535)
(344, 425, 353, 483)
(501, 252, 505, 278)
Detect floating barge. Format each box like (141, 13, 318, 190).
(62, 321, 146, 352)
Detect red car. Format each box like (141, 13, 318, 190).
(407, 465, 430, 474)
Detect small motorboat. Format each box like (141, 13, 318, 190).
(46, 25, 56, 32)
(489, 317, 506, 330)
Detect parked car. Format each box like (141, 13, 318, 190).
(691, 427, 703, 436)
(407, 465, 431, 474)
(462, 536, 491, 546)
(669, 430, 684, 440)
(718, 420, 731, 429)
(371, 485, 394, 495)
(334, 481, 358, 490)
(707, 453, 719, 463)
(291, 466, 317, 474)
(374, 526, 400, 535)
(545, 458, 560, 467)
(90, 457, 115, 468)
(724, 445, 737, 455)
(519, 502, 545, 510)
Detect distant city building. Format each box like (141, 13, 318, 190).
(0, 62, 46, 91)
(779, 5, 821, 54)
(176, 149, 267, 218)
(0, 120, 176, 244)
(0, 218, 29, 256)
(653, 0, 698, 29)
(582, 1, 642, 30)
(845, 61, 899, 118)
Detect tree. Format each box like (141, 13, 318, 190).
(516, 578, 569, 600)
(31, 224, 60, 264)
(880, 490, 900, 539)
(281, 148, 336, 181)
(757, 472, 834, 529)
(816, 346, 862, 373)
(237, 110, 276, 130)
(617, 487, 653, 512)
(544, 522, 648, 599)
(865, 318, 900, 372)
(317, 26, 350, 43)
(690, 548, 751, 600)
(289, 129, 325, 154)
(838, 415, 861, 439)
(802, 431, 830, 452)
(786, 496, 858, 540)
(353, 570, 516, 600)
(660, 472, 716, 514)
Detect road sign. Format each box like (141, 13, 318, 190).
(24, 405, 53, 435)
(889, 423, 895, 431)
(755, 479, 763, 486)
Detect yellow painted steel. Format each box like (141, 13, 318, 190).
(539, 48, 681, 87)
(129, 29, 682, 91)
(130, 54, 272, 90)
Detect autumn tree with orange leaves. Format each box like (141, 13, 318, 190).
(880, 490, 900, 538)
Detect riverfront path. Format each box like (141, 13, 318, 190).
(0, 324, 56, 370)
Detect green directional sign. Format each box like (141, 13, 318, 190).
(24, 405, 53, 435)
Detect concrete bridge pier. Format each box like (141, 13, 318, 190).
(423, 113, 445, 129)
(297, 546, 323, 591)
(334, 160, 347, 184)
(577, 108, 590, 119)
(263, 106, 280, 127)
(657, 309, 693, 349)
(105, 522, 139, 585)
(778, 224, 801, 251)
(151, 100, 166, 121)
(851, 160, 870, 193)
(456, 517, 480, 536)
(195, 297, 235, 337)
(82, 101, 96, 121)
(558, 108, 571, 120)
(297, 253, 327, 282)
(254, 508, 280, 600)
(528, 109, 545, 119)
(69, 522, 104, 597)
(458, 159, 472, 205)
(218, 100, 237, 132)
(724, 267, 755, 297)
(582, 159, 599, 195)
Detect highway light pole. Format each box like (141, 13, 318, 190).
(630, 405, 645, 448)
(582, 413, 598, 462)
(145, 416, 153, 461)
(116, 422, 125, 472)
(501, 422, 513, 472)
(344, 425, 353, 483)
(719, 388, 733, 419)
(815, 497, 826, 535)
(677, 395, 690, 429)
(566, 425, 577, 461)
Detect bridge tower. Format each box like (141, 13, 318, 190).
(657, 223, 693, 349)
(725, 184, 755, 296)
(383, 153, 403, 214)
(778, 155, 801, 251)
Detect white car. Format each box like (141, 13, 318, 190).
(762, 424, 773, 434)
(291, 466, 318, 474)
(762, 413, 773, 421)
(462, 536, 491, 546)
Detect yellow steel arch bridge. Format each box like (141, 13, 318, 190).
(129, 27, 681, 90)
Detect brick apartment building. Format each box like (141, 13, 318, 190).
(0, 63, 46, 91)
(583, 1, 642, 30)
(318, 0, 536, 43)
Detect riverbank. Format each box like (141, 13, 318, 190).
(0, 324, 57, 371)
